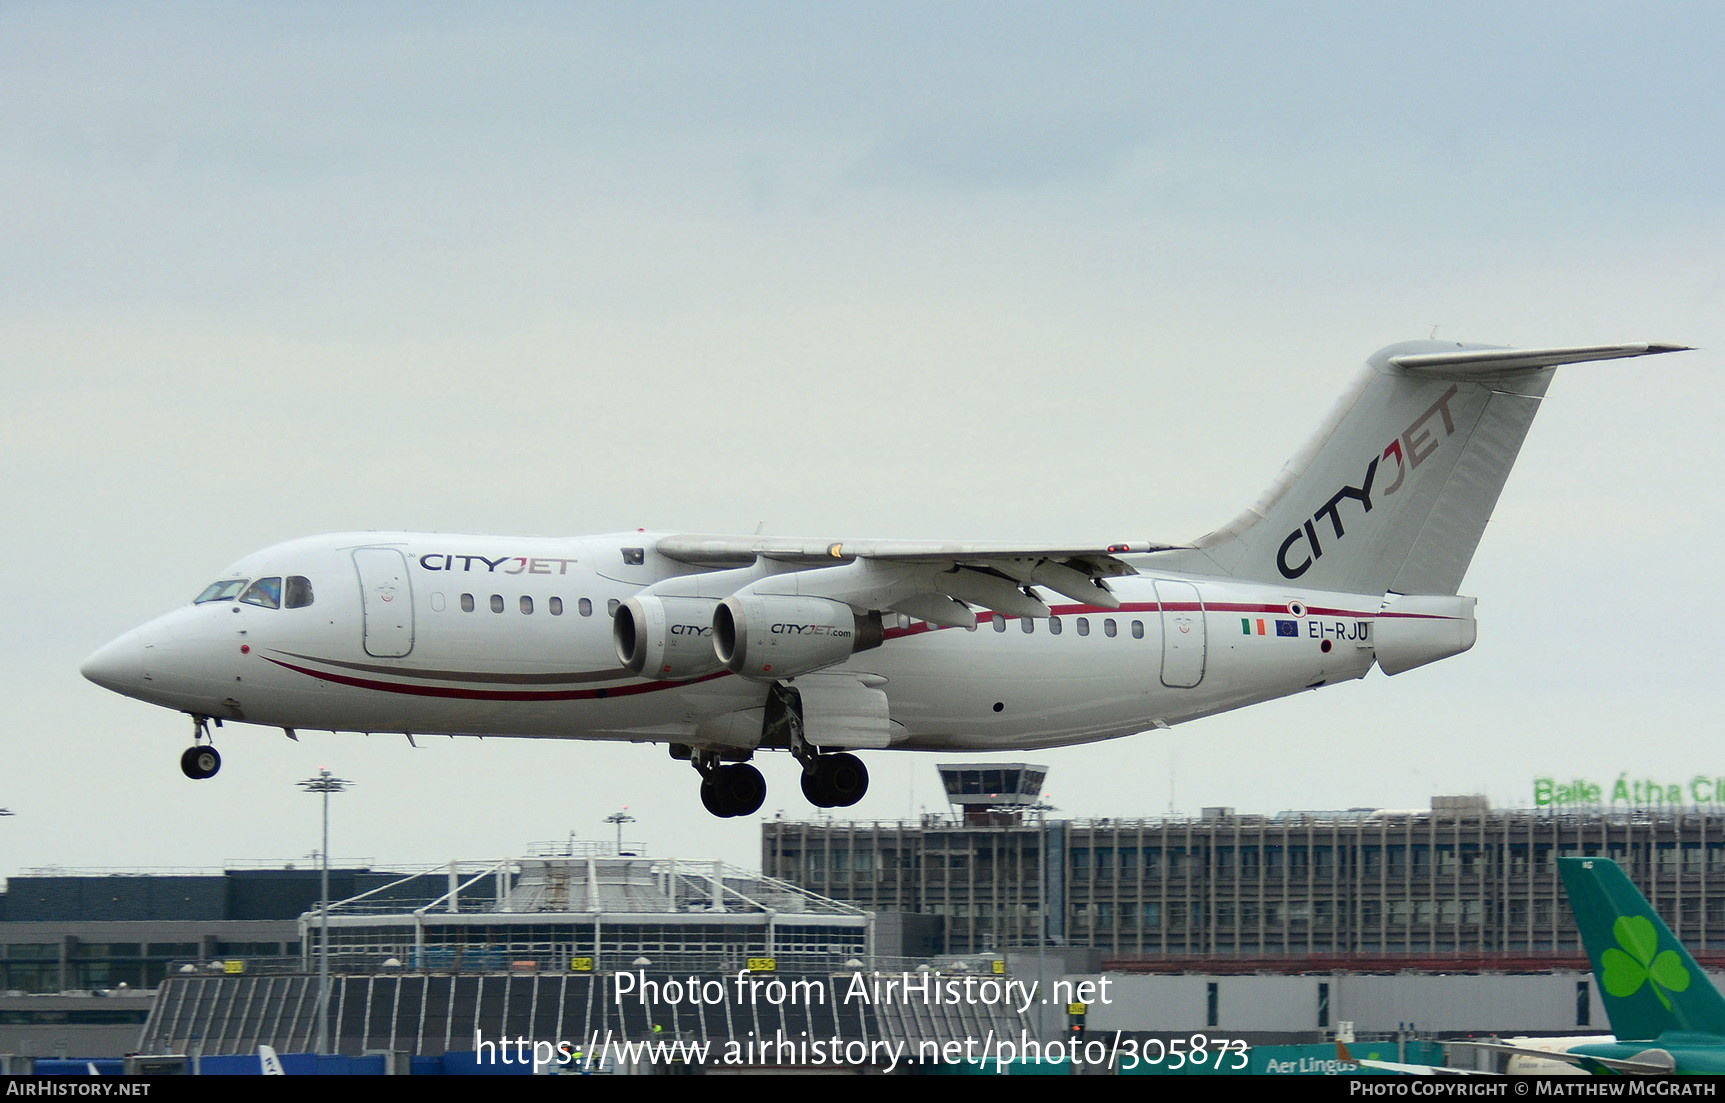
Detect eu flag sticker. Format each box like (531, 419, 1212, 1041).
(1276, 620, 1298, 637)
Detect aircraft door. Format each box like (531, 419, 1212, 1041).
(353, 547, 415, 658)
(1155, 580, 1206, 688)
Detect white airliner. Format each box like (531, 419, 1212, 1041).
(81, 340, 1687, 817)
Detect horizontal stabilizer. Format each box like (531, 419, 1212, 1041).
(1392, 343, 1691, 378)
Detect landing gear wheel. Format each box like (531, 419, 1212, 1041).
(800, 769, 827, 807)
(700, 763, 766, 818)
(801, 752, 868, 808)
(717, 764, 766, 817)
(180, 745, 221, 780)
(700, 776, 727, 817)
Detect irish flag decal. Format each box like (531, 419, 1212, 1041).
(1241, 618, 1299, 637)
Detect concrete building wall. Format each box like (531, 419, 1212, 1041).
(1328, 973, 1594, 1034)
(1085, 974, 1323, 1033)
(1071, 970, 1664, 1034)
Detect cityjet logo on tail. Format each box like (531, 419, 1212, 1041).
(1276, 385, 1461, 580)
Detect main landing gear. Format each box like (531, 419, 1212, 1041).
(800, 751, 868, 809)
(679, 682, 876, 818)
(683, 747, 866, 818)
(180, 715, 222, 780)
(773, 682, 870, 810)
(692, 750, 766, 818)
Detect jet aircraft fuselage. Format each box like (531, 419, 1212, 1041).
(81, 340, 1689, 815)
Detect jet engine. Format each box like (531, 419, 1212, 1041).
(713, 594, 883, 681)
(613, 595, 725, 680)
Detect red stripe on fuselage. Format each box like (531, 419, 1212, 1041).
(881, 599, 1450, 640)
(264, 656, 726, 702)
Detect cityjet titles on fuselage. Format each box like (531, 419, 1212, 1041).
(1276, 384, 1461, 580)
(771, 624, 852, 637)
(417, 554, 579, 575)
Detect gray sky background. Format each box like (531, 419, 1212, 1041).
(5, 2, 1723, 880)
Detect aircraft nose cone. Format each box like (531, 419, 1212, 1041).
(81, 635, 146, 695)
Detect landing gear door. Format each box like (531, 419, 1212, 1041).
(1155, 580, 1206, 688)
(353, 547, 415, 658)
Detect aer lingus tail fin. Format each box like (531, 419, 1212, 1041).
(1559, 856, 1725, 1041)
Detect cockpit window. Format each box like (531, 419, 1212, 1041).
(240, 577, 283, 609)
(284, 576, 315, 608)
(194, 580, 249, 604)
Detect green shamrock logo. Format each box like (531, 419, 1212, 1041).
(1601, 915, 1691, 1009)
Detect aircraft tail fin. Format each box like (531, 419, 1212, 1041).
(1157, 341, 1688, 597)
(258, 1044, 285, 1076)
(1559, 856, 1725, 1041)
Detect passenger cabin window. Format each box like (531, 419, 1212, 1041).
(549, 597, 564, 616)
(194, 580, 249, 604)
(578, 598, 593, 617)
(490, 594, 505, 614)
(284, 576, 315, 608)
(1104, 618, 1118, 638)
(460, 593, 475, 613)
(520, 596, 534, 614)
(1077, 617, 1090, 637)
(1049, 617, 1063, 635)
(992, 616, 1007, 633)
(1131, 620, 1144, 639)
(240, 578, 283, 609)
(607, 598, 620, 617)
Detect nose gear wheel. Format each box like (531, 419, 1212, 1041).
(180, 745, 221, 780)
(180, 715, 221, 780)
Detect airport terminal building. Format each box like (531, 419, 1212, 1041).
(763, 767, 1725, 964)
(14, 775, 1725, 1062)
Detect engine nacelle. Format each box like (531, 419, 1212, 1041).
(713, 594, 883, 681)
(614, 595, 725, 680)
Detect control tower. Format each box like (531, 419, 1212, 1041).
(937, 762, 1048, 825)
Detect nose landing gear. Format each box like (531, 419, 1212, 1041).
(180, 716, 222, 780)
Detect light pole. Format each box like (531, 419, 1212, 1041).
(604, 809, 635, 854)
(297, 770, 351, 1055)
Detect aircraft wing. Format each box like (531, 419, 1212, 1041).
(656, 535, 1177, 568)
(655, 535, 1182, 625)
(1351, 1059, 1488, 1076)
(1336, 1041, 1493, 1077)
(1446, 1039, 1673, 1075)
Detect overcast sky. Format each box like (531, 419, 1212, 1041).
(5, 2, 1723, 882)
